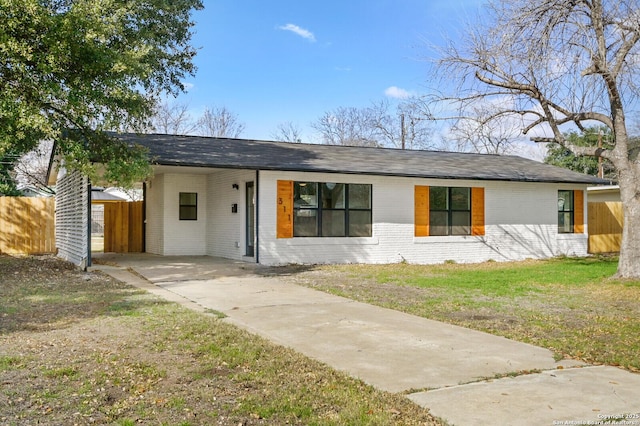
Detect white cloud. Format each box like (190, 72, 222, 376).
(384, 86, 411, 99)
(278, 23, 316, 42)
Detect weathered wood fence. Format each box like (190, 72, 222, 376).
(0, 197, 56, 254)
(588, 202, 623, 254)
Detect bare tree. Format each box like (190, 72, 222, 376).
(15, 140, 55, 195)
(429, 0, 640, 278)
(447, 101, 523, 155)
(197, 106, 245, 138)
(312, 99, 433, 149)
(367, 100, 396, 147)
(312, 106, 381, 147)
(151, 101, 197, 135)
(271, 121, 303, 142)
(396, 98, 434, 150)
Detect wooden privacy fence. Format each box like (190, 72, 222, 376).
(102, 201, 143, 253)
(0, 197, 56, 254)
(588, 202, 623, 254)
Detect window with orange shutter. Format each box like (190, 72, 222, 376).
(415, 186, 485, 236)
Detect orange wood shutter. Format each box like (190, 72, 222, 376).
(414, 185, 429, 237)
(574, 189, 584, 234)
(276, 180, 294, 238)
(471, 187, 485, 236)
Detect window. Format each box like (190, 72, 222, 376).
(293, 182, 318, 236)
(558, 190, 574, 233)
(179, 192, 197, 220)
(293, 182, 372, 237)
(415, 185, 484, 237)
(429, 187, 471, 236)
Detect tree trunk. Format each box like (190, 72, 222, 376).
(616, 171, 640, 278)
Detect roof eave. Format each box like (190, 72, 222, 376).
(150, 161, 605, 185)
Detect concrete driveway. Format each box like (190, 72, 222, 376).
(93, 254, 640, 426)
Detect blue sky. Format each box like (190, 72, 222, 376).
(173, 0, 486, 143)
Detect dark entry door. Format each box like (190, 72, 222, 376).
(246, 182, 255, 257)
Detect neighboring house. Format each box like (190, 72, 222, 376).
(16, 184, 54, 197)
(587, 185, 621, 203)
(91, 187, 128, 203)
(103, 186, 143, 202)
(90, 187, 126, 236)
(51, 133, 607, 268)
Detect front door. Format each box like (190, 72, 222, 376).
(246, 182, 255, 257)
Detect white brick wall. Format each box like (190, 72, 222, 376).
(145, 172, 207, 255)
(206, 170, 256, 260)
(145, 167, 589, 265)
(144, 174, 165, 255)
(146, 170, 257, 258)
(162, 173, 207, 255)
(257, 171, 589, 266)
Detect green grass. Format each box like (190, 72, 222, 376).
(368, 256, 617, 295)
(203, 308, 227, 319)
(295, 256, 640, 372)
(42, 366, 78, 379)
(0, 355, 23, 372)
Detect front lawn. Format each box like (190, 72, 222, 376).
(0, 255, 437, 425)
(284, 256, 640, 372)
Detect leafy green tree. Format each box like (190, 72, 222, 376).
(0, 0, 203, 187)
(544, 128, 616, 180)
(0, 150, 22, 195)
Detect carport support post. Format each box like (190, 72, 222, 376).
(142, 181, 147, 253)
(82, 132, 92, 270)
(255, 170, 260, 264)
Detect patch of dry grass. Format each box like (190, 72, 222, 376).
(0, 255, 438, 425)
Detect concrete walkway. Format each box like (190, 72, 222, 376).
(92, 254, 640, 426)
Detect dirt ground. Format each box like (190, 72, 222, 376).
(0, 256, 439, 426)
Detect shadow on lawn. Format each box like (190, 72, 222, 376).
(0, 255, 170, 335)
(254, 263, 319, 277)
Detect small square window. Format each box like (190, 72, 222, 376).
(321, 183, 345, 208)
(430, 187, 448, 210)
(349, 184, 371, 209)
(322, 210, 346, 237)
(179, 192, 197, 221)
(348, 210, 371, 237)
(293, 209, 317, 236)
(294, 182, 318, 208)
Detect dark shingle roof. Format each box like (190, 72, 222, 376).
(112, 133, 608, 185)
